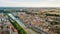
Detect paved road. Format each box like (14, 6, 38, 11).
(8, 13, 39, 34)
(27, 24, 48, 34)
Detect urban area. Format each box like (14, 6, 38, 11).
(0, 7, 60, 34)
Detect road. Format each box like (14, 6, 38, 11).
(27, 24, 48, 34)
(8, 13, 39, 34)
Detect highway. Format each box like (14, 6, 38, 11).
(8, 13, 39, 34)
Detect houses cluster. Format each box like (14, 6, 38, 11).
(14, 8, 60, 34)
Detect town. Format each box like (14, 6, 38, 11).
(0, 7, 60, 34)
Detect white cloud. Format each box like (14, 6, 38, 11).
(0, 0, 60, 7)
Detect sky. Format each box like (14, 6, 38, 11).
(0, 0, 60, 7)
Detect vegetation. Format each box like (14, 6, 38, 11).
(46, 14, 60, 17)
(7, 14, 27, 34)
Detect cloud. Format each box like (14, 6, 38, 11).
(0, 0, 60, 7)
